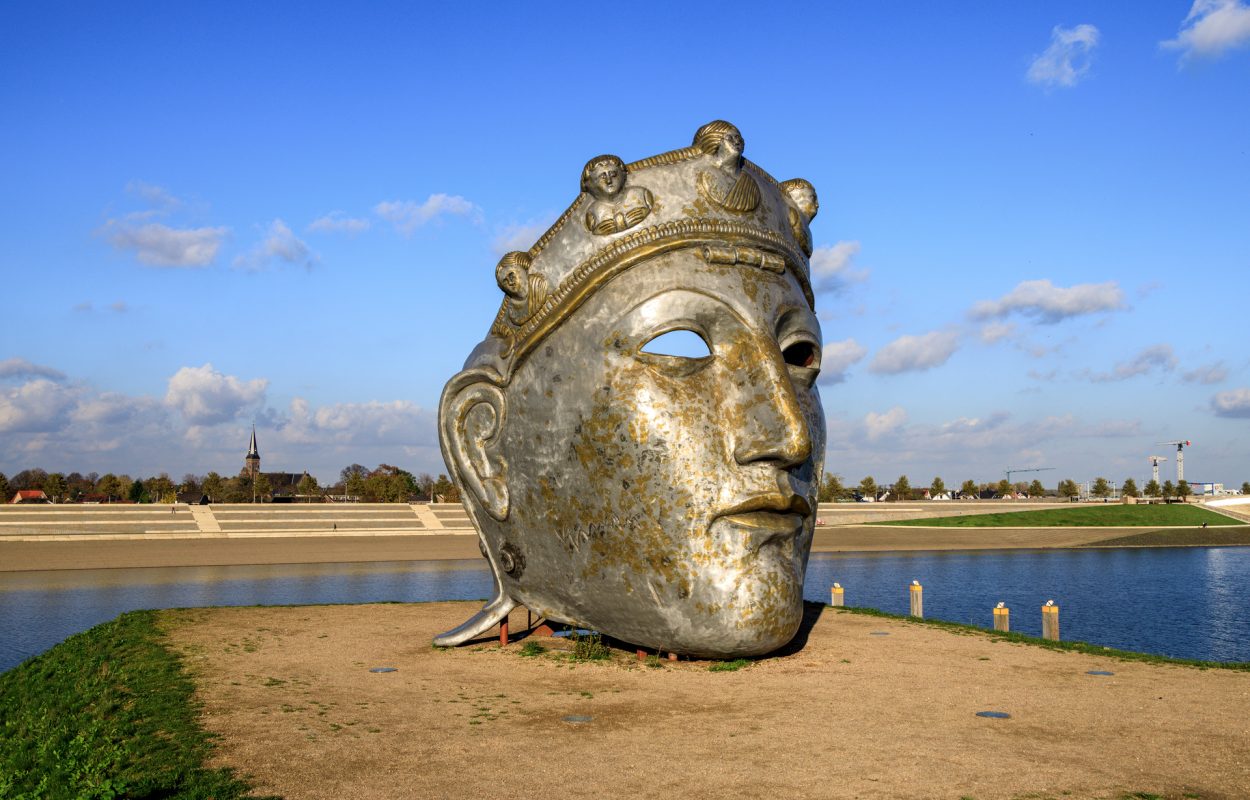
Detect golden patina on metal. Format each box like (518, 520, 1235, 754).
(437, 121, 826, 658)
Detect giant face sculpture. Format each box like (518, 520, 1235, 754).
(438, 122, 826, 658)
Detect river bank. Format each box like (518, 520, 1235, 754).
(156, 601, 1249, 799)
(3, 524, 1249, 571)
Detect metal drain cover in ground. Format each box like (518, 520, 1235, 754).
(869, 631, 890, 636)
(562, 715, 593, 723)
(369, 667, 397, 673)
(1086, 670, 1115, 676)
(975, 711, 1011, 719)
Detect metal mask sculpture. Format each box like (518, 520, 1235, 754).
(436, 121, 826, 658)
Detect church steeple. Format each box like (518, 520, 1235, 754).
(243, 424, 260, 480)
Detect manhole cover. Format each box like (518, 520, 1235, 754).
(562, 715, 593, 723)
(369, 667, 397, 673)
(975, 711, 1010, 719)
(1086, 670, 1114, 676)
(869, 631, 890, 636)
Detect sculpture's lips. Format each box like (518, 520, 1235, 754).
(715, 494, 811, 551)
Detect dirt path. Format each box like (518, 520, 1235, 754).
(162, 602, 1250, 800)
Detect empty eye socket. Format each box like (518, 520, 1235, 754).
(783, 341, 819, 369)
(640, 329, 712, 358)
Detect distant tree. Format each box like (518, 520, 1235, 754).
(344, 471, 367, 501)
(97, 473, 122, 501)
(181, 473, 201, 495)
(892, 475, 911, 502)
(116, 475, 134, 501)
(416, 472, 435, 502)
(432, 473, 460, 503)
(960, 479, 978, 498)
(1028, 479, 1045, 498)
(253, 473, 272, 502)
(819, 473, 845, 502)
(42, 473, 67, 503)
(1058, 479, 1080, 501)
(341, 464, 369, 484)
(1121, 478, 1139, 498)
(297, 473, 319, 499)
(858, 476, 877, 501)
(147, 473, 175, 503)
(11, 469, 47, 491)
(930, 476, 946, 498)
(1162, 480, 1176, 501)
(996, 479, 1012, 498)
(1176, 480, 1191, 502)
(1242, 481, 1250, 496)
(1144, 479, 1161, 499)
(128, 479, 149, 504)
(1091, 477, 1111, 499)
(201, 472, 224, 502)
(65, 472, 91, 500)
(0, 473, 9, 503)
(223, 476, 249, 503)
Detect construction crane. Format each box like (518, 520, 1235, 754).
(1156, 440, 1191, 482)
(1005, 467, 1055, 487)
(1148, 455, 1168, 484)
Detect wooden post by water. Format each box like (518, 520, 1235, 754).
(993, 603, 1010, 632)
(830, 583, 844, 606)
(1041, 601, 1060, 641)
(909, 581, 923, 618)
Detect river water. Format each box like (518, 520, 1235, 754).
(1, 547, 1247, 673)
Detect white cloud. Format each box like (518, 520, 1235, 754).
(817, 339, 868, 385)
(234, 219, 316, 271)
(491, 218, 555, 255)
(1211, 387, 1250, 417)
(810, 241, 866, 292)
(970, 279, 1125, 323)
(104, 221, 228, 267)
(165, 364, 268, 425)
(1162, 0, 1250, 59)
(279, 397, 436, 448)
(0, 358, 66, 382)
(1183, 361, 1228, 384)
(307, 212, 371, 235)
(0, 379, 79, 433)
(869, 331, 960, 374)
(1027, 24, 1100, 88)
(375, 194, 478, 235)
(125, 180, 183, 211)
(978, 322, 1015, 344)
(1087, 344, 1177, 382)
(864, 407, 908, 442)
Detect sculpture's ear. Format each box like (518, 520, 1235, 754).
(440, 376, 509, 521)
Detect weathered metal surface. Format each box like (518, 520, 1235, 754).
(435, 122, 826, 658)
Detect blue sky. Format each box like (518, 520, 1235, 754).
(2, 1, 1248, 489)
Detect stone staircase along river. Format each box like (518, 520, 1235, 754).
(3, 499, 1231, 541)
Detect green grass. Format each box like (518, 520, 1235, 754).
(876, 504, 1240, 528)
(834, 605, 1250, 671)
(0, 610, 274, 800)
(569, 631, 611, 661)
(518, 640, 546, 657)
(1080, 527, 1250, 547)
(708, 658, 751, 672)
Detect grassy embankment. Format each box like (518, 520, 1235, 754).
(874, 504, 1250, 547)
(0, 610, 272, 800)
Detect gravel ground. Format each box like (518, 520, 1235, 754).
(162, 601, 1250, 800)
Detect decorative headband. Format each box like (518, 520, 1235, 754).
(475, 121, 819, 378)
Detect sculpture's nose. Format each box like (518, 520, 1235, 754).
(731, 342, 812, 469)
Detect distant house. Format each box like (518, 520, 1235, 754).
(10, 490, 50, 504)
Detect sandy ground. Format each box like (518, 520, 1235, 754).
(0, 526, 1167, 572)
(162, 601, 1250, 800)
